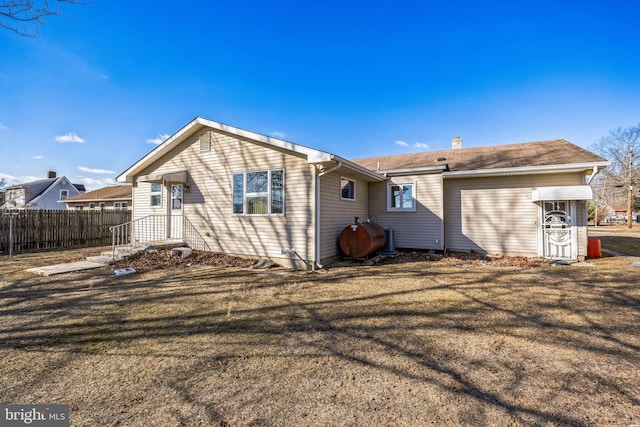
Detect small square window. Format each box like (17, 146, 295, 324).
(341, 177, 355, 201)
(59, 189, 69, 200)
(388, 182, 416, 211)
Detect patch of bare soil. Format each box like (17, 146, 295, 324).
(113, 248, 260, 272)
(117, 249, 549, 273)
(382, 250, 550, 267)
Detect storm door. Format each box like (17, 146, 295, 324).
(541, 200, 576, 259)
(168, 184, 183, 239)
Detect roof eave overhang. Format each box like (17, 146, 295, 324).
(442, 161, 610, 179)
(63, 197, 131, 203)
(380, 165, 448, 177)
(329, 155, 387, 182)
(116, 117, 337, 183)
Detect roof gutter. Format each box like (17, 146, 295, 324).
(329, 155, 387, 182)
(381, 165, 448, 177)
(442, 161, 610, 179)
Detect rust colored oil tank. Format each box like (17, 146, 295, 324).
(339, 222, 386, 259)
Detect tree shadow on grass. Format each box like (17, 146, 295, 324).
(1, 263, 639, 425)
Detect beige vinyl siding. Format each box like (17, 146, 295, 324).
(131, 183, 168, 241)
(575, 199, 588, 257)
(443, 173, 587, 256)
(133, 182, 166, 218)
(367, 173, 444, 250)
(319, 171, 369, 260)
(132, 128, 315, 268)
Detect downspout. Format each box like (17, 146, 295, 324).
(586, 166, 599, 185)
(315, 161, 342, 269)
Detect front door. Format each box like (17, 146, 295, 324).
(541, 201, 576, 259)
(169, 184, 183, 239)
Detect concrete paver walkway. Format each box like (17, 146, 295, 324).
(27, 261, 106, 276)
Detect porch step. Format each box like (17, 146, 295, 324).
(86, 255, 120, 265)
(86, 245, 148, 265)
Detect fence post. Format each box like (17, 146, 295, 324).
(3, 212, 19, 258)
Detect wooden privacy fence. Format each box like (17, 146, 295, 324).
(0, 209, 131, 254)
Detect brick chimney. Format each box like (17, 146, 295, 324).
(48, 171, 57, 178)
(452, 136, 462, 150)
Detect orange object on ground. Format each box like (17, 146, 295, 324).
(587, 238, 601, 259)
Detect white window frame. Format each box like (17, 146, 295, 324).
(150, 183, 162, 207)
(233, 169, 285, 216)
(387, 181, 417, 212)
(59, 189, 69, 200)
(340, 177, 356, 201)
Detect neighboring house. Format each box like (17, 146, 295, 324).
(602, 200, 637, 223)
(63, 185, 132, 210)
(116, 117, 609, 269)
(1, 172, 86, 210)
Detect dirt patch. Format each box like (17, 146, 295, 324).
(114, 248, 550, 273)
(382, 250, 550, 267)
(113, 248, 263, 272)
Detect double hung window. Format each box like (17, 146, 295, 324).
(150, 183, 162, 207)
(233, 169, 284, 215)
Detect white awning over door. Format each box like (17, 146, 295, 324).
(531, 185, 593, 202)
(137, 170, 188, 183)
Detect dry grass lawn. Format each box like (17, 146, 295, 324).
(590, 224, 640, 257)
(1, 247, 639, 426)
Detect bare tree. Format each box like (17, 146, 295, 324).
(591, 123, 640, 228)
(1, 0, 84, 37)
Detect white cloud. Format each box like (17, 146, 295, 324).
(78, 166, 116, 174)
(55, 132, 85, 143)
(146, 134, 170, 145)
(0, 173, 41, 186)
(33, 155, 44, 160)
(0, 172, 17, 183)
(0, 123, 8, 130)
(395, 140, 409, 147)
(77, 177, 116, 191)
(271, 131, 287, 139)
(414, 142, 429, 149)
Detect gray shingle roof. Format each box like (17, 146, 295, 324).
(351, 139, 608, 172)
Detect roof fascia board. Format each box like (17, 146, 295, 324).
(116, 118, 201, 183)
(117, 117, 335, 183)
(331, 155, 387, 182)
(200, 118, 333, 162)
(442, 161, 610, 179)
(65, 196, 131, 203)
(381, 165, 448, 177)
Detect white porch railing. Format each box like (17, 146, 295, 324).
(109, 215, 210, 259)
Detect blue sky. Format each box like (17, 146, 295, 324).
(1, 0, 639, 189)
